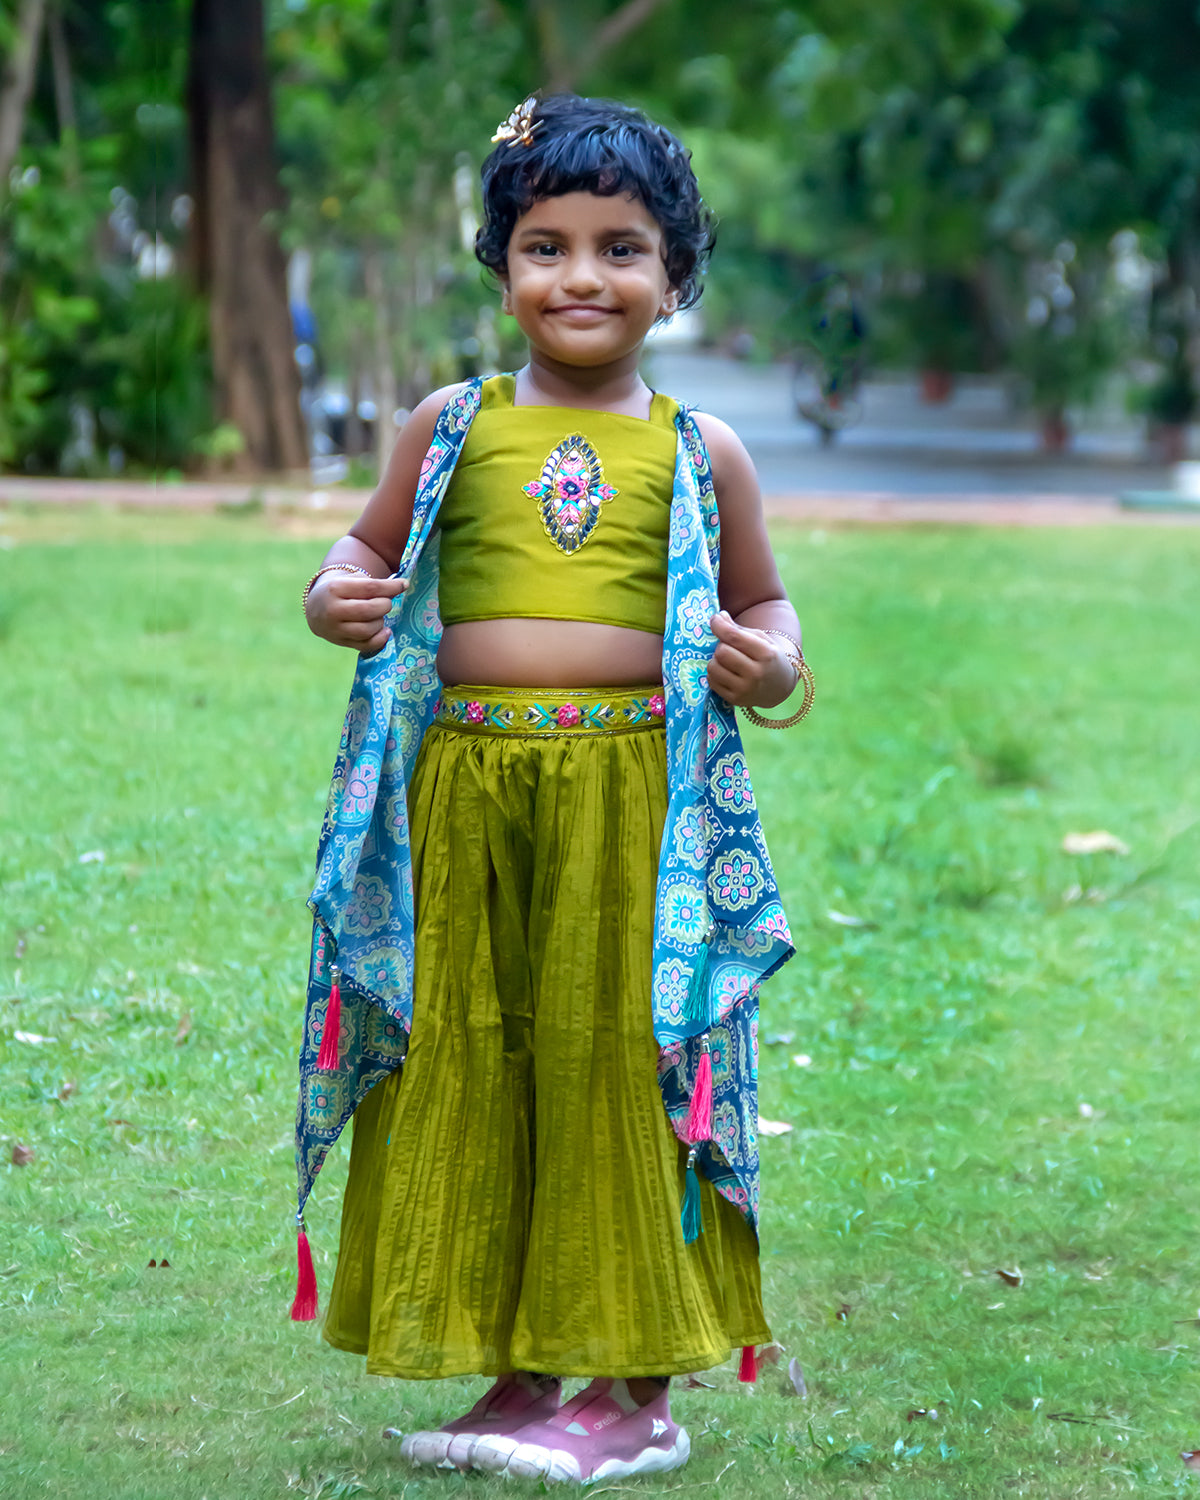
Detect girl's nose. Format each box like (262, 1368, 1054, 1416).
(559, 254, 606, 295)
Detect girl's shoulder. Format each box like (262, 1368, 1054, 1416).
(403, 381, 476, 446)
(687, 410, 757, 500)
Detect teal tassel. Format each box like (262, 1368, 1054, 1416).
(684, 937, 711, 1024)
(681, 1150, 703, 1243)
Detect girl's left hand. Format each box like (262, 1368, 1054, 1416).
(707, 611, 798, 708)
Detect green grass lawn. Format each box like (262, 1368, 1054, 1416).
(1, 506, 1198, 1499)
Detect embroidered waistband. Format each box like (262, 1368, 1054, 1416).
(435, 684, 666, 736)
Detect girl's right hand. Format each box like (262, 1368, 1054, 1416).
(305, 573, 409, 656)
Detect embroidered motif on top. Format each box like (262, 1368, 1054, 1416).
(522, 433, 618, 553)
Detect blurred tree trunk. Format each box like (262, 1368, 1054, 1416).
(187, 0, 307, 472)
(363, 249, 398, 478)
(0, 0, 47, 189)
(530, 0, 669, 92)
(46, 3, 78, 182)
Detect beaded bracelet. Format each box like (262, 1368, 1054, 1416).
(302, 562, 371, 613)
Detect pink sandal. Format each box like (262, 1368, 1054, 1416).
(469, 1378, 689, 1484)
(398, 1371, 561, 1469)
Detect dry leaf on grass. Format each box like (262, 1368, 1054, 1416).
(684, 1375, 716, 1389)
(11, 1144, 34, 1166)
(835, 1302, 852, 1322)
(175, 1013, 192, 1045)
(787, 1357, 808, 1398)
(995, 1266, 1024, 1287)
(757, 1342, 784, 1369)
(1182, 1451, 1200, 1471)
(907, 1407, 938, 1422)
(1062, 830, 1129, 856)
(758, 1119, 793, 1136)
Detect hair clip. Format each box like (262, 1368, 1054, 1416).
(491, 95, 542, 148)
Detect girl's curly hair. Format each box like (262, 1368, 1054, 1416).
(475, 94, 715, 311)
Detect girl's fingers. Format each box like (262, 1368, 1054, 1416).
(707, 660, 747, 699)
(709, 612, 774, 660)
(359, 627, 392, 657)
(339, 618, 383, 643)
(711, 642, 762, 681)
(329, 575, 408, 599)
(336, 596, 396, 623)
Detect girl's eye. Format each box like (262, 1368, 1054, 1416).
(608, 244, 637, 259)
(532, 243, 560, 258)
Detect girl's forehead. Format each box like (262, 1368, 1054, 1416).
(513, 191, 662, 237)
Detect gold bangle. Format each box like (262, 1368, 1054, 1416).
(302, 562, 371, 613)
(741, 657, 815, 729)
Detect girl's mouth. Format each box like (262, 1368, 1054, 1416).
(549, 305, 618, 320)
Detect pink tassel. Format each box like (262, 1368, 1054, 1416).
(316, 967, 342, 1071)
(738, 1343, 757, 1384)
(685, 1040, 713, 1144)
(291, 1224, 318, 1321)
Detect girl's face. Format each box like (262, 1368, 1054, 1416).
(501, 191, 680, 368)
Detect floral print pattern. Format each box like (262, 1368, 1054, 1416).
(710, 849, 764, 910)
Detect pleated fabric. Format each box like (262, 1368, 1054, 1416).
(322, 690, 770, 1379)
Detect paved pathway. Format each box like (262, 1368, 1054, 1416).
(3, 352, 1198, 525)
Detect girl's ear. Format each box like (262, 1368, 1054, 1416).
(499, 281, 513, 315)
(659, 288, 680, 318)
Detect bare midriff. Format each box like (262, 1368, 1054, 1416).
(437, 617, 664, 689)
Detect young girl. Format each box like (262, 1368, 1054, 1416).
(293, 93, 809, 1485)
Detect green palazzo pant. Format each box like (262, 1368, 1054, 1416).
(322, 686, 770, 1379)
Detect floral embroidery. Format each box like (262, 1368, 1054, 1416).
(394, 646, 437, 696)
(673, 652, 710, 708)
(658, 880, 709, 946)
(444, 388, 478, 432)
(365, 1006, 408, 1059)
(341, 756, 380, 822)
(710, 850, 764, 910)
(437, 690, 663, 734)
(712, 1100, 741, 1158)
(359, 943, 408, 996)
(523, 433, 618, 553)
(306, 1073, 345, 1128)
(677, 587, 712, 644)
(653, 959, 691, 1019)
(672, 805, 707, 863)
(648, 693, 666, 718)
(343, 873, 391, 936)
(712, 752, 754, 813)
(708, 1024, 733, 1086)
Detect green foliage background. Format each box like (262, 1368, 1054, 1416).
(1, 0, 1198, 471)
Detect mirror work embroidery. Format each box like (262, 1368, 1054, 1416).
(522, 433, 618, 553)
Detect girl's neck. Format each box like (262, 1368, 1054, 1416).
(516, 349, 653, 418)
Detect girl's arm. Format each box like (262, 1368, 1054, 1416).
(305, 384, 465, 654)
(695, 412, 802, 710)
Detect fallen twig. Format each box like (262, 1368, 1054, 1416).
(191, 1388, 306, 1415)
(589, 1458, 735, 1496)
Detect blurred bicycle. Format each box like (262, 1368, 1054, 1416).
(789, 273, 866, 446)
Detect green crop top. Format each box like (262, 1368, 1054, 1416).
(435, 373, 678, 632)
